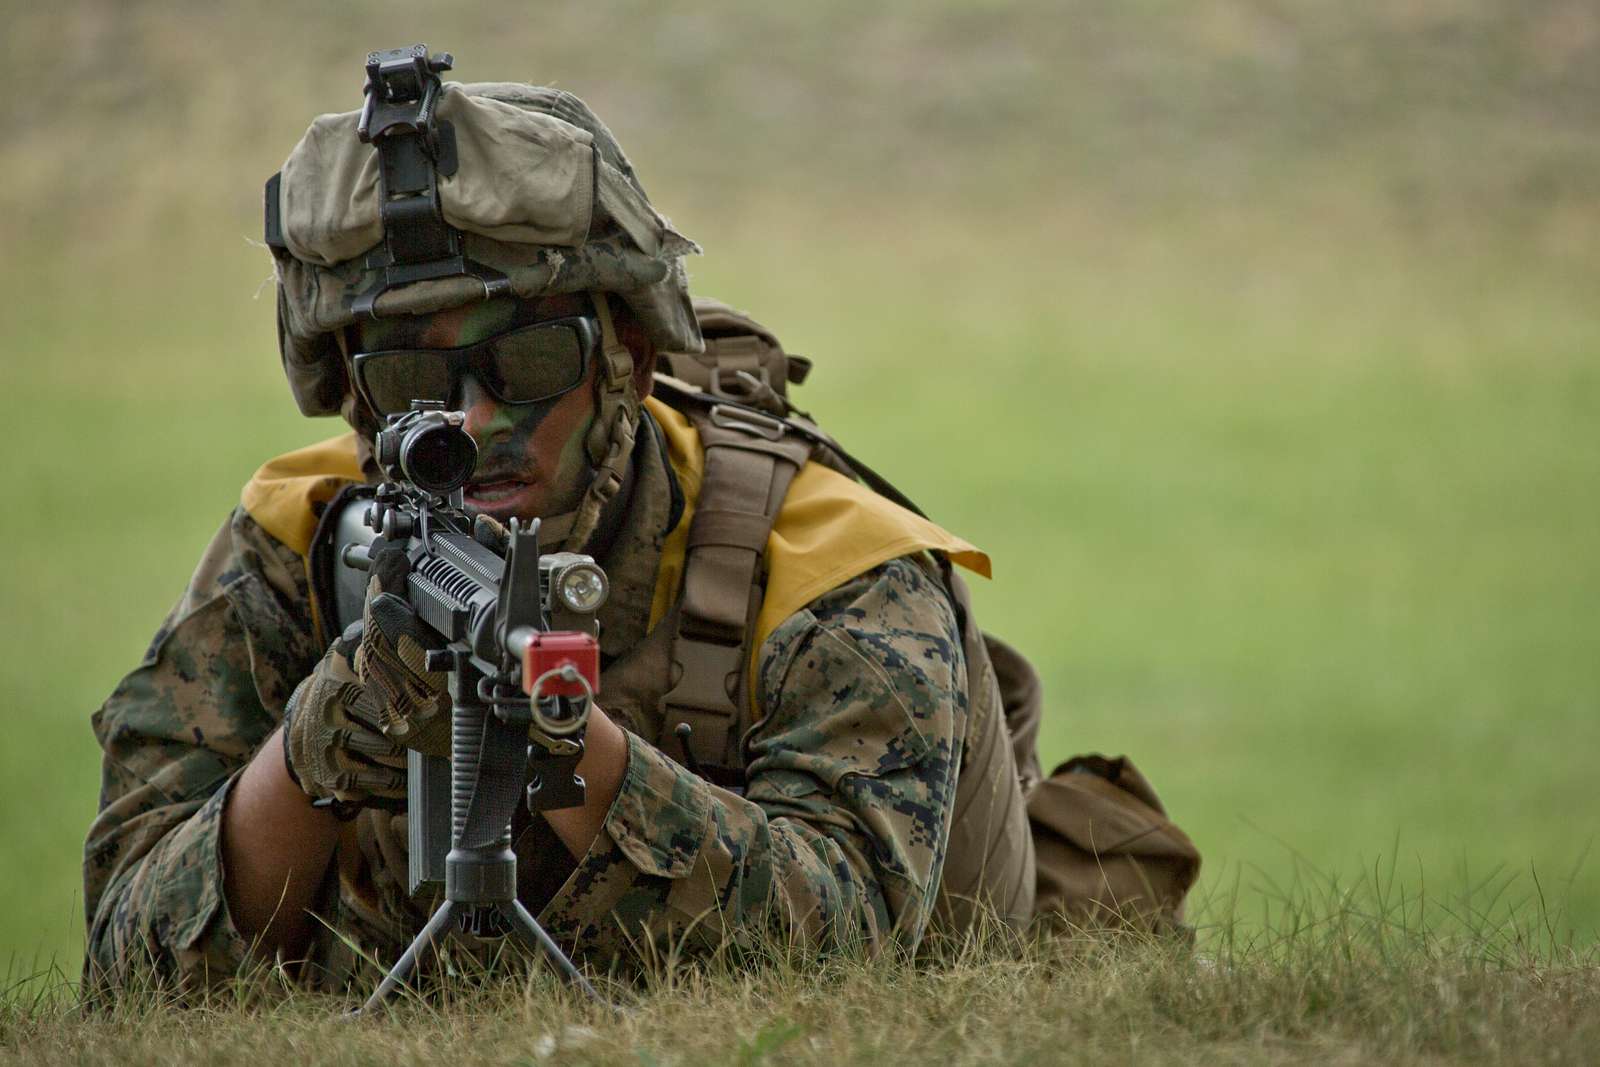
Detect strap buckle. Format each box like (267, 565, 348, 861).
(662, 637, 744, 769)
(709, 403, 785, 442)
(525, 729, 587, 812)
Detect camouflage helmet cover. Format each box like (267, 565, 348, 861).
(270, 81, 703, 418)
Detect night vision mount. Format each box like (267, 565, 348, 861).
(264, 45, 513, 317)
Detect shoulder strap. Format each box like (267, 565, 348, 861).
(661, 402, 813, 772)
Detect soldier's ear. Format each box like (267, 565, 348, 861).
(608, 300, 657, 399)
(631, 341, 657, 400)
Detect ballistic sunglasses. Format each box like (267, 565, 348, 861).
(351, 315, 600, 417)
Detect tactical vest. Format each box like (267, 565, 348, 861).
(242, 299, 1199, 935)
(608, 383, 1042, 930)
(650, 300, 1043, 927)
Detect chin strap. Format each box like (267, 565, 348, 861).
(560, 292, 640, 552)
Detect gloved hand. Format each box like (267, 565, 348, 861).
(282, 623, 408, 806)
(472, 512, 511, 553)
(354, 546, 452, 757)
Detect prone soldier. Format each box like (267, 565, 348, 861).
(84, 47, 1198, 996)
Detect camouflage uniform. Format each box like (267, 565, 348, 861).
(84, 413, 967, 991)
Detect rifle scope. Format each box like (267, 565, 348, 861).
(375, 402, 478, 494)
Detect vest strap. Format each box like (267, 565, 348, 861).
(661, 406, 812, 769)
(687, 509, 776, 551)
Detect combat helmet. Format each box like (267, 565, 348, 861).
(264, 46, 701, 548)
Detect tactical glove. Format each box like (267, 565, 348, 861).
(354, 547, 453, 756)
(472, 512, 512, 553)
(282, 624, 408, 806)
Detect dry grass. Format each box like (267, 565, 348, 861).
(6, 870, 1598, 1066)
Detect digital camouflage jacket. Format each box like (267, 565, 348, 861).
(84, 409, 979, 992)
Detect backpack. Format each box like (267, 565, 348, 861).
(658, 298, 1200, 932)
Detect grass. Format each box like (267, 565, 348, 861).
(4, 868, 1598, 1065)
(2, 0, 1598, 1056)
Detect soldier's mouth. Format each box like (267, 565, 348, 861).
(465, 479, 530, 504)
(463, 469, 546, 519)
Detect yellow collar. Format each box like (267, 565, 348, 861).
(239, 403, 991, 686)
(240, 432, 365, 556)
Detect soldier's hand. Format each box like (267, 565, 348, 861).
(354, 546, 452, 756)
(473, 512, 512, 553)
(282, 624, 408, 805)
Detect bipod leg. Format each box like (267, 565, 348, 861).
(499, 898, 608, 1006)
(353, 898, 458, 1016)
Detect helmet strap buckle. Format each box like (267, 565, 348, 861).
(592, 292, 635, 391)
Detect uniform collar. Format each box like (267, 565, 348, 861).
(590, 407, 677, 660)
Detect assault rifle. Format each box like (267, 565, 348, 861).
(333, 400, 610, 1013)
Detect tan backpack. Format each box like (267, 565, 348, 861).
(657, 298, 1201, 932)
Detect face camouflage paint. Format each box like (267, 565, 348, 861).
(352, 294, 601, 523)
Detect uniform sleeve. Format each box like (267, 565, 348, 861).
(538, 555, 967, 960)
(83, 508, 322, 992)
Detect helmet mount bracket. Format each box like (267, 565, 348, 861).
(346, 45, 512, 318)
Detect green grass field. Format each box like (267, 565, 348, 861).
(5, 906, 1598, 1065)
(3, 1, 1598, 1059)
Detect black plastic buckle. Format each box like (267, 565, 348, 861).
(526, 726, 587, 812)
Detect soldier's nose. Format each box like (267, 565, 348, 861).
(455, 373, 505, 439)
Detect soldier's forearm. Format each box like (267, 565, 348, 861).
(541, 705, 629, 858)
(220, 725, 342, 960)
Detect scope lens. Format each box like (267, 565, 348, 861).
(556, 563, 609, 614)
(400, 423, 477, 493)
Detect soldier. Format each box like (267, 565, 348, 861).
(85, 61, 1196, 995)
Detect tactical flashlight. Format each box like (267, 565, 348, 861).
(547, 558, 609, 615)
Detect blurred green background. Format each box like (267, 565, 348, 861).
(2, 1, 1597, 978)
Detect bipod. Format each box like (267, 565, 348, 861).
(353, 657, 605, 1014)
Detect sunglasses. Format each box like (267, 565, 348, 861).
(351, 316, 600, 417)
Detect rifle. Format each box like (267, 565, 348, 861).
(333, 400, 610, 1013)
